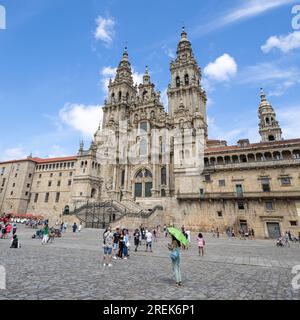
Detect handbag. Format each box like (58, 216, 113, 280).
(170, 248, 179, 261)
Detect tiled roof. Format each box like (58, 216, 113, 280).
(0, 156, 77, 165)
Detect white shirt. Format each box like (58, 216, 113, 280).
(146, 232, 152, 242)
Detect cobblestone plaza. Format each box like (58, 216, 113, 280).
(0, 225, 300, 300)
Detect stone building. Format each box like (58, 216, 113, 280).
(1, 29, 300, 238)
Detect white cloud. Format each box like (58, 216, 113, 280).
(204, 54, 238, 82)
(194, 0, 296, 36)
(239, 63, 300, 95)
(278, 106, 300, 138)
(47, 145, 68, 159)
(59, 103, 103, 138)
(0, 147, 27, 161)
(261, 31, 300, 53)
(94, 16, 115, 45)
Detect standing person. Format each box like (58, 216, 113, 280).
(216, 228, 220, 238)
(78, 222, 82, 233)
(12, 223, 17, 235)
(153, 228, 157, 242)
(103, 226, 113, 267)
(123, 229, 130, 259)
(133, 229, 140, 252)
(60, 222, 64, 233)
(112, 228, 120, 260)
(145, 229, 153, 252)
(197, 233, 206, 256)
(168, 235, 182, 287)
(63, 222, 67, 233)
(42, 223, 49, 245)
(5, 223, 12, 239)
(72, 222, 78, 234)
(118, 229, 125, 259)
(211, 227, 216, 238)
(284, 232, 290, 247)
(164, 224, 168, 238)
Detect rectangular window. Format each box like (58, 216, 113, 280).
(45, 193, 49, 203)
(68, 180, 72, 186)
(10, 191, 13, 196)
(57, 181, 61, 187)
(238, 202, 245, 210)
(55, 192, 60, 203)
(28, 173, 32, 178)
(27, 184, 30, 188)
(69, 172, 73, 177)
(39, 174, 42, 178)
(48, 181, 52, 187)
(281, 177, 291, 186)
(236, 184, 244, 197)
(0, 188, 3, 193)
(59, 172, 62, 177)
(204, 175, 211, 182)
(2, 178, 6, 187)
(1, 167, 5, 175)
(262, 180, 271, 192)
(140, 121, 148, 133)
(12, 183, 15, 188)
(34, 193, 39, 203)
(50, 173, 53, 178)
(217, 211, 223, 218)
(265, 201, 274, 211)
(15, 174, 17, 178)
(25, 192, 29, 196)
(219, 180, 226, 187)
(290, 221, 298, 226)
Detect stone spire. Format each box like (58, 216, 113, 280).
(259, 88, 282, 142)
(143, 65, 150, 85)
(176, 27, 193, 61)
(113, 47, 134, 85)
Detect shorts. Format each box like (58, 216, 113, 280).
(104, 247, 112, 255)
(113, 243, 118, 250)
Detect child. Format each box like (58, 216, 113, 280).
(197, 233, 205, 256)
(10, 234, 20, 248)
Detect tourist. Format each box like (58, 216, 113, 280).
(145, 229, 153, 252)
(10, 234, 20, 248)
(211, 227, 216, 238)
(216, 228, 220, 238)
(5, 223, 12, 239)
(72, 222, 78, 236)
(164, 224, 168, 238)
(197, 233, 205, 256)
(168, 234, 182, 287)
(78, 222, 82, 232)
(123, 229, 130, 259)
(49, 227, 55, 243)
(153, 228, 157, 242)
(133, 229, 140, 252)
(118, 229, 125, 259)
(103, 226, 113, 267)
(156, 225, 160, 238)
(284, 232, 290, 247)
(112, 227, 120, 259)
(185, 230, 191, 250)
(63, 222, 68, 233)
(12, 223, 17, 235)
(42, 223, 49, 245)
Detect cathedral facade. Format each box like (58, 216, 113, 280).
(1, 30, 300, 239)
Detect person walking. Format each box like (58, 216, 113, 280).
(103, 226, 113, 267)
(197, 233, 206, 256)
(72, 222, 78, 237)
(133, 229, 140, 252)
(78, 222, 82, 233)
(42, 223, 49, 245)
(145, 229, 153, 252)
(12, 223, 17, 235)
(168, 234, 182, 287)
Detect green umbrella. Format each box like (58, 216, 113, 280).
(167, 227, 189, 246)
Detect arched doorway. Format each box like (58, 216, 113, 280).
(134, 169, 153, 198)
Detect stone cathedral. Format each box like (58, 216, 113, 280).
(1, 30, 300, 239)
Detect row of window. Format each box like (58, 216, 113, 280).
(204, 175, 293, 189)
(36, 179, 72, 187)
(36, 162, 75, 171)
(30, 192, 61, 203)
(38, 172, 73, 179)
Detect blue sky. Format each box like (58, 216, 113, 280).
(0, 0, 300, 160)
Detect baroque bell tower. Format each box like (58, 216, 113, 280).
(168, 28, 208, 139)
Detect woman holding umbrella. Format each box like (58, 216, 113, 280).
(167, 227, 188, 287)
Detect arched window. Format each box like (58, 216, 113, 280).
(121, 170, 125, 187)
(265, 117, 270, 125)
(176, 76, 180, 87)
(161, 167, 167, 185)
(118, 91, 122, 102)
(184, 74, 189, 85)
(140, 138, 147, 156)
(143, 90, 148, 100)
(111, 92, 115, 100)
(268, 135, 275, 141)
(91, 188, 96, 199)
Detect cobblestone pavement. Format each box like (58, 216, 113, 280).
(1, 225, 300, 300)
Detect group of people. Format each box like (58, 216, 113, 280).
(0, 215, 20, 248)
(277, 231, 300, 247)
(225, 227, 255, 240)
